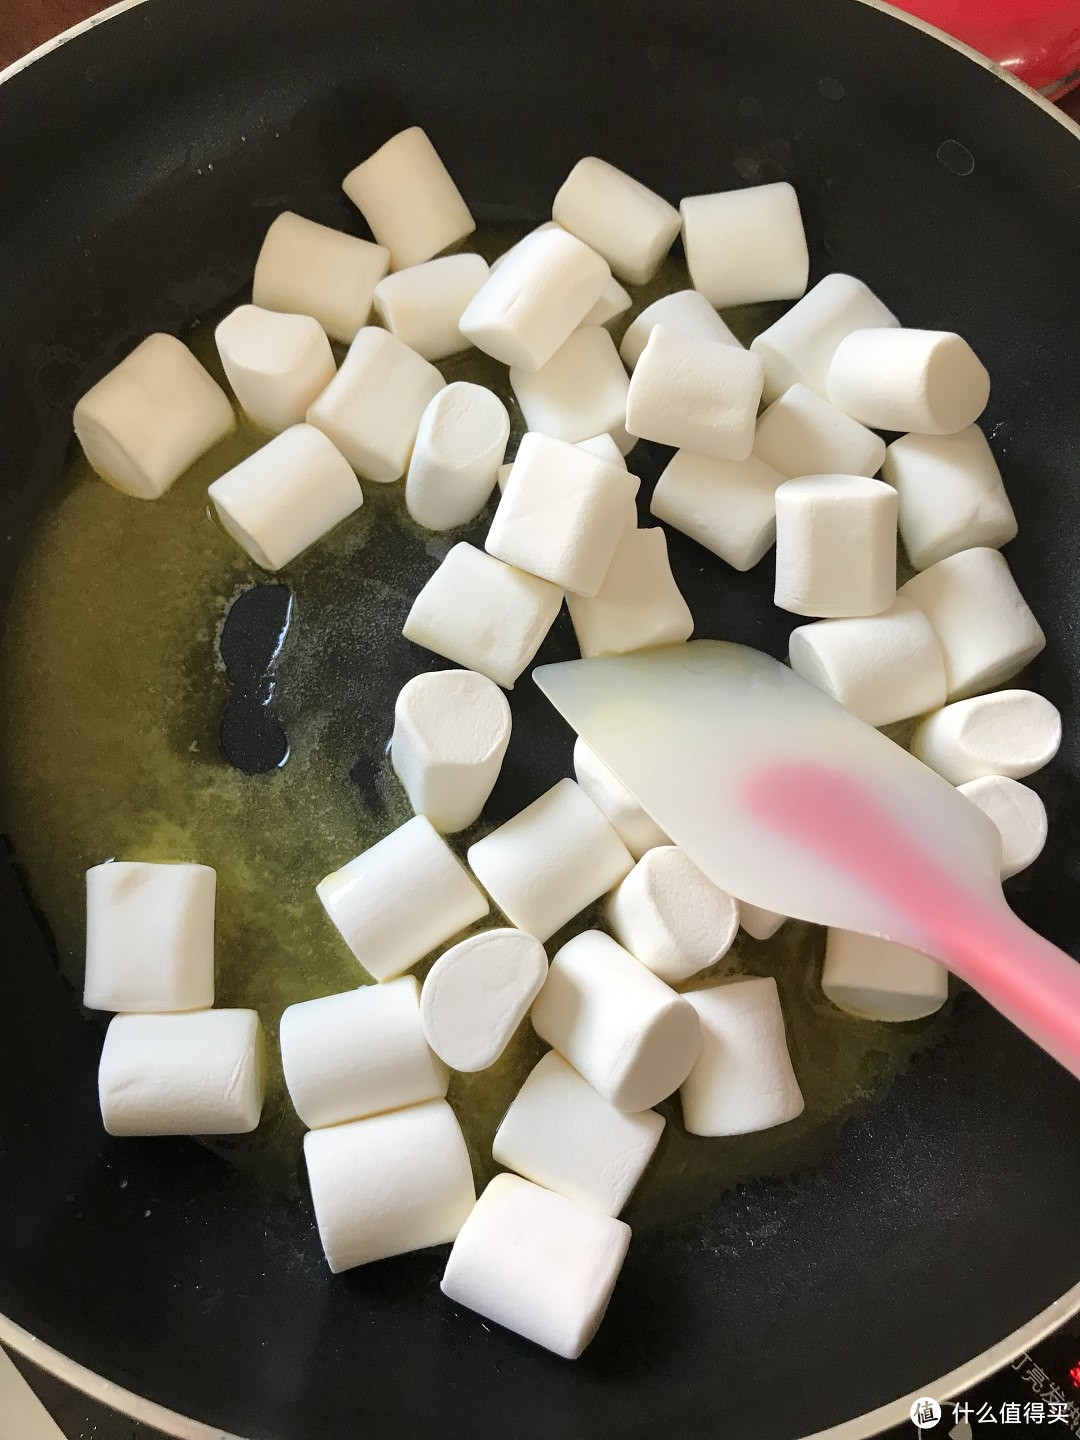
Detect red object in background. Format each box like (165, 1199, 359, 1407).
(895, 0, 1080, 97)
(1069, 1358, 1080, 1389)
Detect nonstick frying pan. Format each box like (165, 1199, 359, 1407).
(1, 1, 1080, 1436)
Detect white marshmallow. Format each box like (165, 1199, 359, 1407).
(680, 977, 804, 1136)
(899, 547, 1045, 701)
(492, 1050, 664, 1216)
(306, 327, 444, 483)
(403, 542, 563, 689)
(754, 384, 887, 480)
(73, 334, 235, 500)
(459, 227, 611, 371)
(573, 736, 670, 860)
(510, 327, 630, 449)
(214, 305, 336, 434)
(552, 156, 681, 285)
(391, 669, 512, 832)
(342, 127, 475, 271)
(373, 253, 490, 361)
(828, 328, 990, 435)
(680, 182, 809, 308)
(650, 449, 785, 571)
(317, 815, 489, 981)
(626, 324, 764, 462)
(881, 426, 1017, 571)
(280, 976, 447, 1129)
(619, 289, 740, 371)
(467, 780, 633, 942)
(208, 424, 363, 571)
(787, 598, 947, 727)
(84, 861, 215, 1013)
(405, 382, 509, 531)
(606, 846, 739, 985)
(420, 928, 549, 1072)
(305, 1100, 474, 1273)
(822, 929, 949, 1022)
(441, 1173, 630, 1359)
(958, 775, 1048, 879)
(567, 526, 693, 658)
(583, 278, 633, 328)
(738, 903, 788, 941)
(488, 221, 562, 273)
(99, 1010, 263, 1136)
(252, 212, 389, 345)
(496, 461, 514, 492)
(774, 475, 898, 618)
(575, 433, 627, 468)
(910, 690, 1061, 785)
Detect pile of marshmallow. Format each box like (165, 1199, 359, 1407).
(74, 125, 1062, 1359)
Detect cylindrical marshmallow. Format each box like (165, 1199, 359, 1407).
(305, 1100, 474, 1273)
(828, 328, 990, 435)
(573, 736, 670, 860)
(391, 669, 512, 832)
(626, 324, 764, 462)
(99, 1010, 263, 1136)
(584, 277, 632, 328)
(252, 211, 389, 345)
(405, 382, 510, 531)
(467, 780, 633, 943)
(958, 775, 1048, 879)
(531, 930, 701, 1111)
(680, 977, 804, 1136)
(754, 384, 887, 480)
(680, 182, 809, 308)
(208, 424, 363, 572)
(575, 433, 627, 468)
(552, 156, 681, 285)
(619, 289, 740, 371)
(214, 305, 336, 434)
(280, 976, 447, 1129)
(488, 221, 561, 273)
(606, 846, 739, 985)
(899, 547, 1045, 701)
(739, 902, 788, 941)
(910, 690, 1061, 785)
(567, 526, 694, 658)
(787, 597, 947, 727)
(373, 253, 490, 361)
(84, 861, 215, 1013)
(510, 327, 630, 449)
(316, 815, 489, 981)
(822, 929, 949, 1022)
(441, 1173, 631, 1359)
(774, 475, 898, 618)
(650, 449, 785, 572)
(420, 928, 549, 1072)
(342, 127, 475, 271)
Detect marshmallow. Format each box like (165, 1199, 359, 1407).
(306, 327, 445, 483)
(485, 433, 639, 597)
(754, 384, 886, 481)
(567, 526, 693, 658)
(342, 127, 475, 271)
(420, 928, 549, 1071)
(606, 846, 739, 985)
(583, 278, 633, 328)
(492, 1050, 664, 1216)
(619, 289, 740, 371)
(774, 475, 898, 618)
(750, 273, 900, 403)
(488, 221, 561, 272)
(459, 227, 611, 371)
(650, 449, 785, 571)
(99, 1010, 263, 1136)
(625, 324, 764, 461)
(552, 156, 681, 285)
(280, 976, 447, 1129)
(252, 211, 389, 345)
(391, 669, 512, 832)
(680, 977, 804, 1136)
(317, 815, 489, 981)
(822, 929, 949, 1022)
(532, 930, 701, 1110)
(73, 334, 235, 500)
(467, 780, 633, 942)
(84, 861, 215, 1013)
(680, 182, 809, 308)
(738, 903, 788, 941)
(403, 542, 563, 689)
(958, 775, 1048, 879)
(575, 433, 627, 468)
(441, 1173, 630, 1359)
(305, 1100, 474, 1273)
(496, 462, 514, 492)
(405, 382, 510, 531)
(510, 327, 630, 449)
(208, 424, 363, 571)
(214, 305, 336, 434)
(828, 328, 990, 435)
(899, 547, 1045, 700)
(373, 253, 490, 361)
(911, 690, 1061, 785)
(573, 736, 670, 860)
(881, 427, 1017, 571)
(787, 598, 947, 726)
